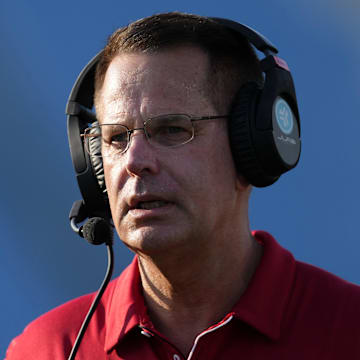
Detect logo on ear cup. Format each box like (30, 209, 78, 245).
(272, 96, 300, 167)
(275, 97, 293, 135)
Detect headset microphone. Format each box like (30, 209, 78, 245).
(82, 217, 113, 246)
(69, 199, 113, 244)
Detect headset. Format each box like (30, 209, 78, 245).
(66, 17, 301, 224)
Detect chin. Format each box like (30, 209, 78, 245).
(120, 225, 190, 256)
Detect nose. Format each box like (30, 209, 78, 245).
(128, 127, 146, 138)
(124, 129, 160, 177)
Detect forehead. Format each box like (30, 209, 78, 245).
(99, 46, 215, 121)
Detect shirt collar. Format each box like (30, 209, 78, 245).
(104, 231, 296, 351)
(104, 256, 149, 352)
(231, 230, 296, 340)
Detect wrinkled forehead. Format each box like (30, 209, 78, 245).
(98, 46, 215, 121)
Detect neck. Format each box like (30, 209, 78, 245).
(137, 227, 263, 356)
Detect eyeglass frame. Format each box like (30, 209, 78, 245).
(81, 113, 230, 158)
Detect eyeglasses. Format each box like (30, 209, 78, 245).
(82, 113, 229, 158)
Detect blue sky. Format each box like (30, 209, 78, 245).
(1, 0, 359, 355)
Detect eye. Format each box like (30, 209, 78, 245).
(110, 132, 128, 144)
(147, 115, 193, 146)
(157, 124, 188, 135)
(101, 125, 128, 151)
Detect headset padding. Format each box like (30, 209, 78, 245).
(229, 82, 279, 187)
(88, 122, 106, 191)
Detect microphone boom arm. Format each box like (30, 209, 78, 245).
(67, 242, 114, 360)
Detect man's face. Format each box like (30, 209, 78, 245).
(99, 46, 247, 256)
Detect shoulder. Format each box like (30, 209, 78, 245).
(5, 278, 118, 360)
(255, 230, 360, 306)
(255, 231, 360, 347)
(293, 260, 360, 304)
(286, 259, 360, 347)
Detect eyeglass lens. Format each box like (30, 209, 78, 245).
(85, 114, 195, 158)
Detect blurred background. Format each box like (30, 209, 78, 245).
(1, 0, 359, 355)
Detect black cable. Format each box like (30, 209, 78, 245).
(67, 243, 114, 360)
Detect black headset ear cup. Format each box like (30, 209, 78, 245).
(88, 122, 106, 192)
(229, 82, 279, 187)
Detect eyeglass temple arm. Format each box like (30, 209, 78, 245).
(191, 115, 230, 121)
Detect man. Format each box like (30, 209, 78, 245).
(6, 12, 360, 359)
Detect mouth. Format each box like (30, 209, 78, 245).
(126, 198, 174, 221)
(136, 200, 170, 210)
(127, 195, 174, 214)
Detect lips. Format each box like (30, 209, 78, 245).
(137, 200, 170, 210)
(127, 195, 173, 212)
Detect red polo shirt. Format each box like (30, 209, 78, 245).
(6, 231, 360, 359)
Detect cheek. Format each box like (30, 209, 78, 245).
(103, 159, 124, 210)
(203, 138, 237, 186)
(180, 140, 237, 202)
